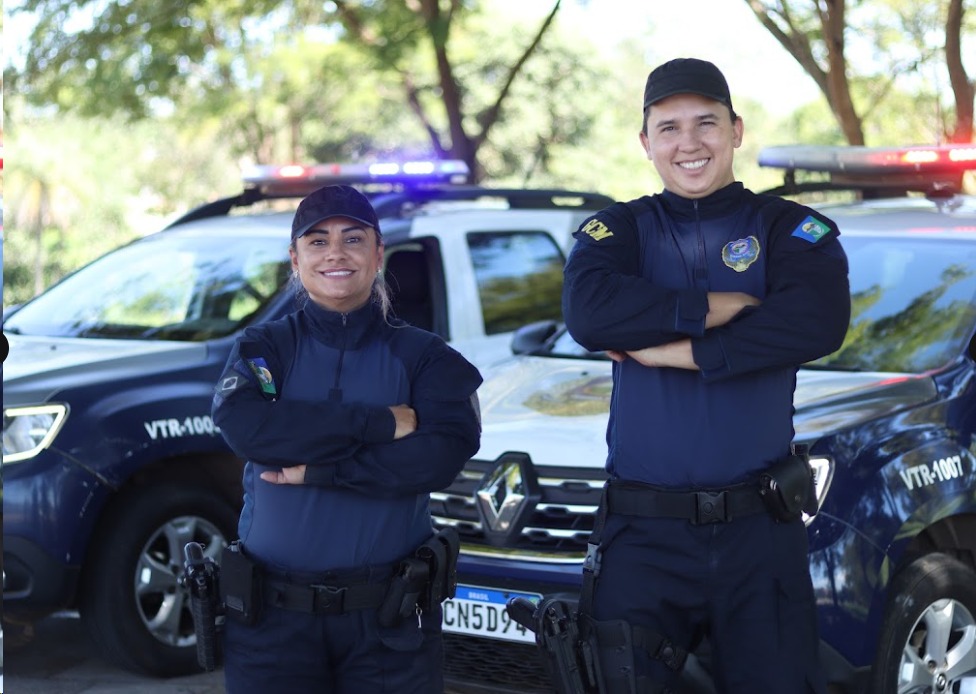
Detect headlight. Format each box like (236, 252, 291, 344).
(803, 455, 834, 526)
(2, 404, 69, 463)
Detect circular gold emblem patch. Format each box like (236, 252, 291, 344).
(722, 236, 761, 272)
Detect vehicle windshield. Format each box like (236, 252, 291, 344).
(4, 229, 292, 340)
(809, 235, 976, 372)
(544, 235, 976, 373)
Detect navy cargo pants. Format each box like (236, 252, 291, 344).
(223, 603, 444, 694)
(591, 511, 826, 693)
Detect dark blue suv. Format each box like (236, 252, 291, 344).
(1, 161, 612, 677)
(434, 145, 976, 693)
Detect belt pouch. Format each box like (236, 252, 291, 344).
(759, 454, 815, 522)
(377, 557, 429, 628)
(219, 542, 263, 626)
(415, 527, 461, 610)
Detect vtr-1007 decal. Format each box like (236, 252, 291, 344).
(899, 454, 966, 491)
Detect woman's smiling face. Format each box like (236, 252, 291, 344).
(290, 216, 383, 313)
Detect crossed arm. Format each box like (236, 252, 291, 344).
(607, 291, 760, 369)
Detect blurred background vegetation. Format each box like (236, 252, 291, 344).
(2, 0, 974, 308)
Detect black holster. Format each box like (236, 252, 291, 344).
(219, 540, 263, 626)
(377, 527, 460, 627)
(759, 450, 817, 522)
(416, 526, 460, 610)
(181, 542, 224, 672)
(508, 596, 595, 694)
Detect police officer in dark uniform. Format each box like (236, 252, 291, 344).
(561, 58, 851, 693)
(212, 184, 482, 693)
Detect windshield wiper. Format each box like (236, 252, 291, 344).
(800, 362, 863, 372)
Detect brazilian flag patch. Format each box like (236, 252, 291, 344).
(791, 215, 831, 243)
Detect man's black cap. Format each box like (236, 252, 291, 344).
(642, 58, 734, 113)
(291, 184, 381, 241)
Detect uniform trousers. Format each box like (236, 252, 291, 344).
(223, 603, 444, 694)
(591, 511, 826, 693)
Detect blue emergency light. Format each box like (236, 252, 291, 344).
(242, 159, 471, 197)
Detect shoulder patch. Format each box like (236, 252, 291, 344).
(791, 215, 831, 244)
(580, 218, 614, 241)
(235, 357, 277, 396)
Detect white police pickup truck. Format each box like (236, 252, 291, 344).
(435, 145, 976, 694)
(1, 160, 613, 676)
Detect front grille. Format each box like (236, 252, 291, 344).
(432, 457, 606, 558)
(444, 634, 552, 693)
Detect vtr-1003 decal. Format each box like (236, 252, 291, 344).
(143, 416, 220, 440)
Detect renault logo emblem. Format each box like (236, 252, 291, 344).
(475, 453, 540, 546)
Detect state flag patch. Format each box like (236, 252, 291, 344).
(791, 216, 830, 243)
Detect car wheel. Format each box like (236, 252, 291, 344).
(79, 483, 238, 676)
(869, 553, 976, 693)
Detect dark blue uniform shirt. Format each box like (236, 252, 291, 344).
(563, 182, 850, 488)
(212, 300, 482, 573)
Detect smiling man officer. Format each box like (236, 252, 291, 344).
(560, 58, 851, 693)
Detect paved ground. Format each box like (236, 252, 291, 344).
(2, 611, 483, 694)
(3, 611, 224, 694)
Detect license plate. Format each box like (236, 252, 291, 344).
(442, 584, 541, 643)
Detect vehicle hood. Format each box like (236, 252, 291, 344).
(3, 334, 210, 406)
(474, 356, 937, 468)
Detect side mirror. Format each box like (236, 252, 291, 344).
(510, 320, 560, 355)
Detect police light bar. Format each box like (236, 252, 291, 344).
(242, 159, 471, 196)
(758, 144, 976, 176)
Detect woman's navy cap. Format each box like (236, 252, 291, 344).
(291, 184, 381, 241)
(642, 58, 734, 113)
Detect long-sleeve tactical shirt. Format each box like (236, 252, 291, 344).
(562, 182, 850, 487)
(213, 300, 482, 573)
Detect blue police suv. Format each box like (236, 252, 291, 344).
(434, 145, 976, 694)
(1, 160, 612, 677)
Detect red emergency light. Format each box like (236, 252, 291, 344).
(759, 144, 976, 176)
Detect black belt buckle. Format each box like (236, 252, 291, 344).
(694, 491, 728, 524)
(310, 584, 346, 614)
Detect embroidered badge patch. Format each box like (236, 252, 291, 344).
(792, 216, 830, 243)
(722, 236, 761, 272)
(579, 218, 614, 241)
(245, 357, 277, 395)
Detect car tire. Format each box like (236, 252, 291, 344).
(868, 552, 976, 693)
(79, 483, 238, 677)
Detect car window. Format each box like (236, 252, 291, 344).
(4, 231, 291, 340)
(809, 236, 976, 373)
(467, 231, 565, 335)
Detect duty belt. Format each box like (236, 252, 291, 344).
(606, 479, 767, 525)
(263, 577, 389, 615)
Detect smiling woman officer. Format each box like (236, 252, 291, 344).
(211, 184, 482, 694)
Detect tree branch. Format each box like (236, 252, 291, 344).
(474, 0, 562, 151)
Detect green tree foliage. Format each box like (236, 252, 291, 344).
(745, 0, 975, 145)
(7, 0, 576, 180)
(2, 103, 239, 307)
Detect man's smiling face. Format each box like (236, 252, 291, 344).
(639, 92, 743, 199)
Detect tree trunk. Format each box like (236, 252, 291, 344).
(944, 0, 974, 143)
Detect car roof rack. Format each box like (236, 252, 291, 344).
(167, 159, 614, 228)
(758, 144, 976, 198)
